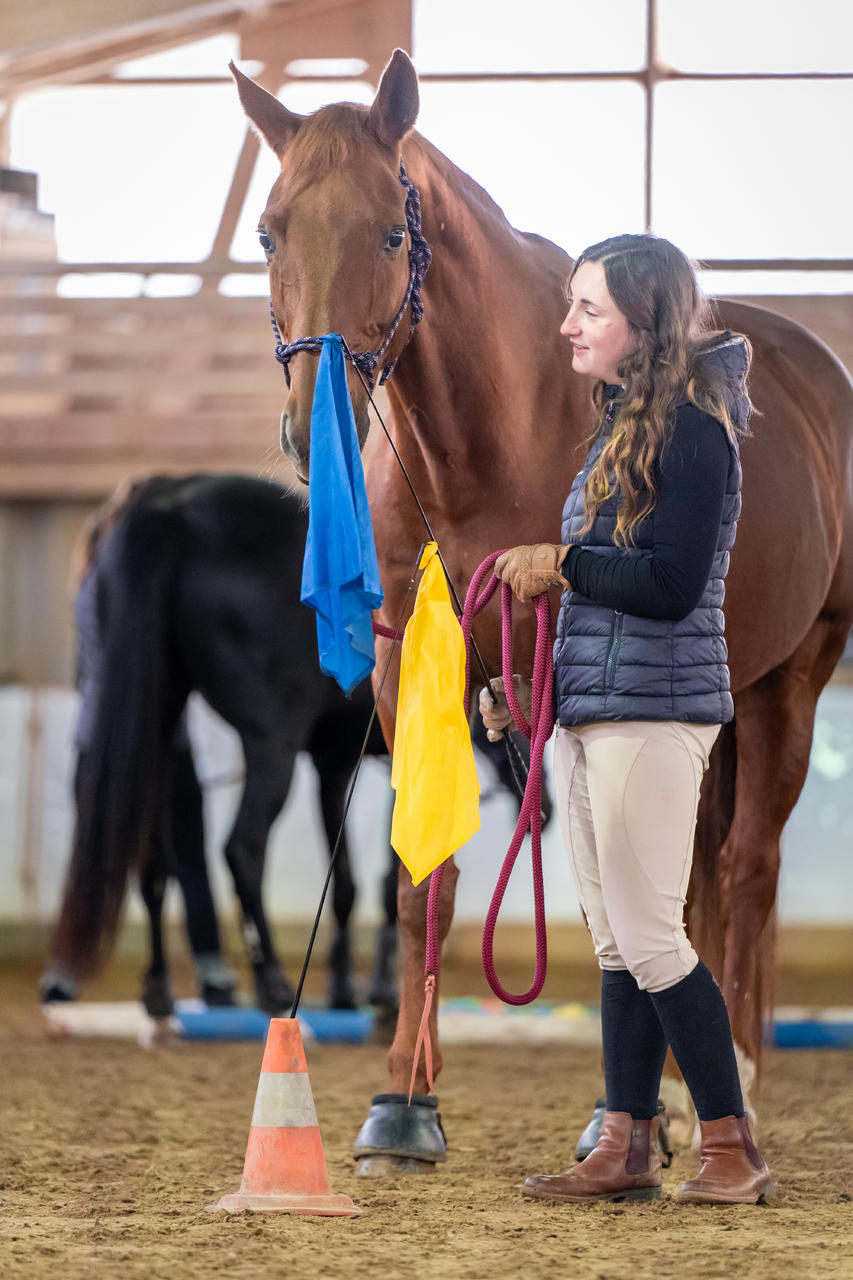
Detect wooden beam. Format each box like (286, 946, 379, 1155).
(202, 58, 284, 289)
(240, 0, 413, 86)
(0, 457, 295, 500)
(0, 369, 283, 394)
(0, 260, 266, 277)
(0, 1, 294, 94)
(0, 293, 268, 315)
(0, 422, 283, 451)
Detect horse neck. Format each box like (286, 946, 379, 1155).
(386, 136, 585, 505)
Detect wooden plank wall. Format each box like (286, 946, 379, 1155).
(0, 286, 850, 683)
(1, 290, 850, 502)
(0, 292, 291, 499)
(0, 285, 397, 683)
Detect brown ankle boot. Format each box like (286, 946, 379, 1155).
(522, 1112, 662, 1202)
(675, 1115, 776, 1204)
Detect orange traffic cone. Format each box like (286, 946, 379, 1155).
(209, 1017, 361, 1216)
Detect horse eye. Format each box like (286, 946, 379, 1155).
(258, 230, 274, 255)
(385, 228, 405, 251)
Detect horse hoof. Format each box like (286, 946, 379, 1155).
(353, 1093, 447, 1169)
(367, 982, 399, 1012)
(142, 979, 176, 1019)
(328, 984, 358, 1011)
(658, 1105, 674, 1169)
(356, 1154, 438, 1177)
(254, 969, 295, 1015)
(202, 981, 237, 1008)
(574, 1097, 673, 1169)
(368, 1005, 398, 1045)
(574, 1097, 606, 1161)
(138, 1015, 183, 1049)
(39, 973, 78, 1004)
(658, 1076, 696, 1150)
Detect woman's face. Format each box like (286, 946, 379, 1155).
(560, 260, 635, 384)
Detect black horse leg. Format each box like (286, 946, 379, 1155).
(224, 742, 295, 1014)
(164, 742, 236, 1006)
(39, 751, 91, 1002)
(368, 788, 400, 1019)
(314, 759, 358, 1010)
(138, 852, 175, 1017)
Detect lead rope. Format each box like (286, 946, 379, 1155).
(408, 552, 555, 1099)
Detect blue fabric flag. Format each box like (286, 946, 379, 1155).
(301, 335, 384, 695)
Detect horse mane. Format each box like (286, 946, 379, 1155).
(285, 102, 378, 189)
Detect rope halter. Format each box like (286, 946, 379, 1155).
(269, 159, 432, 390)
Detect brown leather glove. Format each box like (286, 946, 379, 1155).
(493, 543, 571, 604)
(478, 676, 533, 742)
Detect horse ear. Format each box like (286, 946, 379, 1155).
(229, 61, 302, 158)
(367, 49, 419, 149)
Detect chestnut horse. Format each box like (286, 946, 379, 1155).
(232, 51, 853, 1164)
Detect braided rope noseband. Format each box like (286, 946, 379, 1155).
(269, 159, 432, 389)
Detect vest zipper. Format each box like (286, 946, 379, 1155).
(603, 610, 624, 693)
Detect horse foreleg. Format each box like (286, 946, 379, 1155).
(224, 745, 295, 1014)
(719, 610, 852, 1111)
(163, 745, 236, 1006)
(367, 789, 400, 1020)
(138, 856, 174, 1017)
(353, 856, 459, 1175)
(314, 759, 358, 1010)
(390, 857, 459, 1091)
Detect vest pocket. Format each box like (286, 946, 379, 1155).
(603, 610, 624, 692)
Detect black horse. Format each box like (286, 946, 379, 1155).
(41, 473, 542, 1019)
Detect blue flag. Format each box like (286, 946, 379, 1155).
(301, 335, 384, 694)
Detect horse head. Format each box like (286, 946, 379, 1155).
(232, 51, 421, 483)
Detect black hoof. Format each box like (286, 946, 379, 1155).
(353, 1092, 447, 1164)
(657, 1101, 674, 1168)
(39, 974, 78, 1004)
(356, 1154, 438, 1176)
(367, 980, 399, 1014)
(38, 977, 77, 998)
(370, 1002, 399, 1032)
(141, 973, 175, 1018)
(574, 1097, 673, 1168)
(574, 1097, 606, 1161)
(202, 981, 237, 1008)
(328, 978, 358, 1011)
(254, 966, 295, 1015)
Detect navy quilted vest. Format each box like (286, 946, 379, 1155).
(554, 404, 742, 727)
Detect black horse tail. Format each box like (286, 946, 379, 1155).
(49, 499, 184, 984)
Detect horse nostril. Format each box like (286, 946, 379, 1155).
(279, 406, 310, 480)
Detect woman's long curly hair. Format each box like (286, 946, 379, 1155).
(570, 233, 752, 546)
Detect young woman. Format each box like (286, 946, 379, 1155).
(483, 233, 774, 1205)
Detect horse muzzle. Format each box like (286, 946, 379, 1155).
(279, 396, 371, 485)
(279, 407, 310, 484)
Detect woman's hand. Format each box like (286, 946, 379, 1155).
(494, 544, 571, 604)
(478, 675, 533, 742)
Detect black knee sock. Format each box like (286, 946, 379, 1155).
(649, 961, 744, 1121)
(601, 969, 668, 1120)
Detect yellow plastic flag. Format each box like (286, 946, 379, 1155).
(390, 543, 481, 885)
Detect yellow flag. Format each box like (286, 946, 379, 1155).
(390, 543, 480, 885)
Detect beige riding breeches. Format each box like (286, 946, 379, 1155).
(553, 720, 721, 993)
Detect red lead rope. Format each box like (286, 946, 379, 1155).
(407, 552, 555, 1100)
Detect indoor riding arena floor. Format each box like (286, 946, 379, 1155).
(2, 954, 851, 1280)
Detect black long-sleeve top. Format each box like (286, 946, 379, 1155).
(562, 405, 732, 622)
